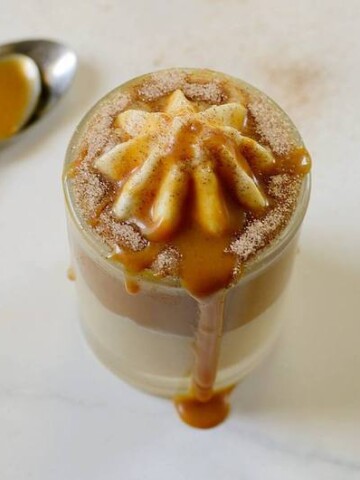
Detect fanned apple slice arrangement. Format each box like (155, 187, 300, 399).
(95, 89, 276, 241)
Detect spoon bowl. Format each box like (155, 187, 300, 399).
(0, 53, 42, 140)
(0, 39, 77, 142)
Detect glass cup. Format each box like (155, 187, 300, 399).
(63, 72, 311, 398)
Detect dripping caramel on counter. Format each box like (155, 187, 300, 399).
(67, 69, 311, 428)
(175, 386, 234, 429)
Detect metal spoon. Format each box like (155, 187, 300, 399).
(0, 39, 77, 142)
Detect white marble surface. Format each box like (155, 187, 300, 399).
(1, 0, 360, 478)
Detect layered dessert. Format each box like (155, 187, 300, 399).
(63, 69, 311, 428)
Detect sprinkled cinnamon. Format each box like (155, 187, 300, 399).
(83, 93, 131, 158)
(95, 209, 148, 252)
(247, 92, 297, 155)
(182, 81, 226, 104)
(137, 70, 186, 101)
(229, 174, 302, 261)
(151, 246, 182, 278)
(72, 163, 113, 221)
(137, 70, 227, 104)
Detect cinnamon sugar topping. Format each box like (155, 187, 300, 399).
(182, 81, 225, 104)
(229, 174, 302, 261)
(248, 92, 297, 155)
(83, 93, 131, 158)
(137, 70, 226, 104)
(73, 164, 112, 220)
(95, 210, 148, 252)
(152, 246, 182, 278)
(137, 70, 186, 101)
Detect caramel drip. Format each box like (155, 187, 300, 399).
(111, 225, 238, 297)
(124, 276, 140, 294)
(173, 292, 228, 429)
(192, 293, 226, 401)
(67, 266, 76, 281)
(286, 147, 311, 174)
(174, 386, 234, 429)
(111, 243, 162, 275)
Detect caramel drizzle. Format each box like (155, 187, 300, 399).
(192, 293, 226, 402)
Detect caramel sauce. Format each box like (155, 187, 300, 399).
(192, 293, 226, 401)
(67, 266, 76, 281)
(174, 386, 234, 429)
(112, 215, 240, 298)
(174, 227, 236, 297)
(0, 56, 36, 140)
(112, 242, 162, 275)
(286, 147, 311, 174)
(124, 277, 140, 294)
(172, 182, 244, 297)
